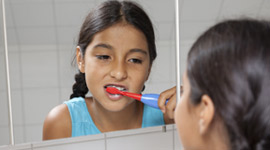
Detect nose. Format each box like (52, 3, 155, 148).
(110, 61, 128, 81)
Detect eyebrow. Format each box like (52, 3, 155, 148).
(94, 43, 113, 50)
(94, 43, 148, 55)
(129, 48, 148, 55)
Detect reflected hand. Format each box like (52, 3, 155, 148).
(158, 86, 176, 124)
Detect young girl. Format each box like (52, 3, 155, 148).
(43, 0, 176, 140)
(175, 19, 270, 150)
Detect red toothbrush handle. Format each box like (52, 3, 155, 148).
(122, 91, 142, 101)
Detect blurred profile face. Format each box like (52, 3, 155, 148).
(78, 22, 151, 112)
(174, 71, 202, 150)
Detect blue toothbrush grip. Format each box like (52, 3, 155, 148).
(141, 94, 169, 109)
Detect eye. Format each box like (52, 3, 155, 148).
(96, 55, 110, 60)
(129, 58, 142, 64)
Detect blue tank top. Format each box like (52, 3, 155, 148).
(64, 97, 165, 137)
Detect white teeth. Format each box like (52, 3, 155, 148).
(106, 85, 126, 91)
(110, 94, 121, 97)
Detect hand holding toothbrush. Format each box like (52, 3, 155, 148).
(106, 86, 177, 124)
(158, 86, 177, 123)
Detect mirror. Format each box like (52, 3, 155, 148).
(0, 0, 176, 144)
(1, 0, 270, 146)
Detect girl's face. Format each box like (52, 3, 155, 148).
(78, 23, 150, 112)
(174, 71, 202, 150)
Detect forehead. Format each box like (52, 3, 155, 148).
(90, 23, 148, 50)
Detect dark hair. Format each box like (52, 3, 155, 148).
(70, 0, 156, 99)
(187, 19, 270, 150)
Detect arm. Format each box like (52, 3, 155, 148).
(42, 104, 72, 140)
(158, 86, 177, 124)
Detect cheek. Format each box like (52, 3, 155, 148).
(85, 59, 108, 76)
(128, 65, 150, 84)
(175, 98, 186, 134)
(175, 97, 193, 148)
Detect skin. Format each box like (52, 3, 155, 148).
(174, 71, 230, 150)
(43, 22, 175, 140)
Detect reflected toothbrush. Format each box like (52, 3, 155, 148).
(106, 87, 168, 109)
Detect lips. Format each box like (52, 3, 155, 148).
(104, 84, 127, 92)
(104, 84, 127, 101)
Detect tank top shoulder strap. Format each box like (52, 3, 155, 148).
(64, 97, 101, 136)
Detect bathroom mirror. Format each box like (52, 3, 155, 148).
(1, 0, 270, 146)
(0, 0, 176, 145)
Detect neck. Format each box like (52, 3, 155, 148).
(87, 98, 144, 132)
(202, 121, 230, 150)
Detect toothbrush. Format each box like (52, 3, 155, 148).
(106, 87, 168, 109)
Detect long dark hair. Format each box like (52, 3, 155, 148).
(187, 19, 270, 150)
(70, 0, 156, 99)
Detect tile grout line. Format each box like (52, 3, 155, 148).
(256, 0, 265, 18)
(215, 0, 225, 22)
(104, 133, 107, 150)
(52, 0, 62, 104)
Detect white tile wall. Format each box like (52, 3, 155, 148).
(11, 2, 54, 27)
(59, 48, 77, 88)
(180, 0, 223, 21)
(174, 129, 182, 150)
(56, 27, 79, 45)
(23, 88, 59, 125)
(218, 0, 264, 20)
(34, 140, 105, 150)
(54, 2, 96, 27)
(4, 2, 15, 29)
(60, 87, 73, 103)
(138, 0, 175, 22)
(21, 51, 58, 88)
(0, 52, 7, 91)
(0, 126, 9, 146)
(17, 28, 57, 47)
(0, 91, 8, 127)
(8, 52, 22, 90)
(179, 40, 193, 78)
(0, 125, 182, 150)
(11, 90, 24, 125)
(25, 124, 43, 143)
(155, 22, 175, 41)
(149, 42, 176, 84)
(33, 134, 105, 150)
(6, 29, 19, 49)
(258, 0, 270, 19)
(14, 126, 26, 144)
(106, 126, 174, 150)
(179, 21, 215, 41)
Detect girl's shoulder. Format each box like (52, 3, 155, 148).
(42, 103, 72, 140)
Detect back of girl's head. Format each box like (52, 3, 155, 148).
(70, 0, 156, 99)
(187, 19, 270, 150)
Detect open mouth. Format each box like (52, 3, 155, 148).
(104, 85, 127, 96)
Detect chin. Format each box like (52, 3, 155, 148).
(105, 105, 127, 112)
(103, 101, 134, 112)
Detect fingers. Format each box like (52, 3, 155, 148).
(158, 86, 176, 113)
(165, 93, 177, 119)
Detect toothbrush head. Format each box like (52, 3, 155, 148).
(106, 87, 142, 101)
(106, 87, 122, 95)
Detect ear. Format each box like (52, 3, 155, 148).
(197, 94, 215, 135)
(76, 46, 85, 73)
